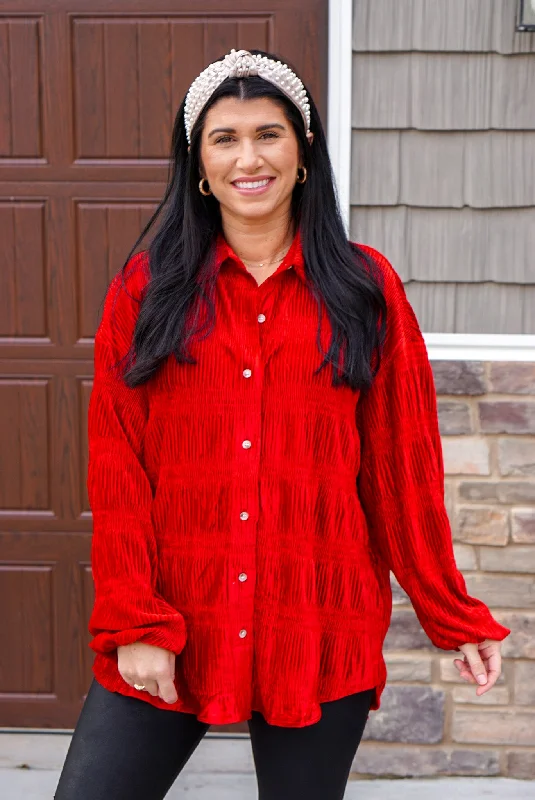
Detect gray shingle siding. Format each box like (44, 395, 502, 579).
(350, 0, 535, 334)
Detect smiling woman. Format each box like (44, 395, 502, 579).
(198, 97, 305, 279)
(203, 100, 299, 209)
(54, 48, 510, 800)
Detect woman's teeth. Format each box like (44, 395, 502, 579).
(234, 179, 271, 189)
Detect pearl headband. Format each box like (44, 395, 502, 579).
(184, 49, 312, 145)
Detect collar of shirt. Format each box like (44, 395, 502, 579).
(212, 229, 307, 285)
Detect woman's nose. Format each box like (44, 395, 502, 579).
(236, 139, 263, 170)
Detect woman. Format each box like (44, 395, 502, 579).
(55, 49, 510, 800)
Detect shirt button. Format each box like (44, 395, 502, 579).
(238, 573, 248, 582)
(239, 629, 247, 638)
(257, 313, 266, 323)
(242, 440, 252, 449)
(243, 368, 252, 378)
(240, 511, 249, 520)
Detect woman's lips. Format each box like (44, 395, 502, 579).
(231, 177, 275, 196)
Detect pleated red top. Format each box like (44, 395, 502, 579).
(87, 231, 510, 727)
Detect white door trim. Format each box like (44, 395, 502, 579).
(328, 0, 353, 233)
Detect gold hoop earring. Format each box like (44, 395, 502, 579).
(199, 178, 212, 196)
(296, 167, 307, 184)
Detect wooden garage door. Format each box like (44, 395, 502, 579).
(0, 0, 328, 728)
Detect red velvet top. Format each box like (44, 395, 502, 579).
(87, 231, 510, 727)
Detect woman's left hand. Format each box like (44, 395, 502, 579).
(454, 639, 503, 696)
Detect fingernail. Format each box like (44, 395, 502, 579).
(477, 675, 487, 685)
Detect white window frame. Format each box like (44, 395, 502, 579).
(328, 0, 535, 362)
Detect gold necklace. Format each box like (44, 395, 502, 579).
(241, 245, 291, 270)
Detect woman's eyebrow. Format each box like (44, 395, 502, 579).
(207, 123, 286, 138)
(256, 123, 285, 132)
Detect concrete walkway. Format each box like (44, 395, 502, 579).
(1, 732, 533, 799)
(1, 770, 532, 799)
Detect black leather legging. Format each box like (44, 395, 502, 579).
(55, 678, 374, 800)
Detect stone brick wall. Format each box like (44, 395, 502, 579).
(352, 362, 535, 781)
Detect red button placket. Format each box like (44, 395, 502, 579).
(232, 279, 267, 652)
(232, 273, 285, 673)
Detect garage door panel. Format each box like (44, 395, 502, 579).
(76, 200, 158, 340)
(0, 379, 51, 512)
(0, 202, 48, 340)
(0, 17, 43, 159)
(0, 563, 54, 694)
(0, 532, 92, 716)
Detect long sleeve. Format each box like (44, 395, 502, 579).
(356, 248, 510, 651)
(87, 265, 187, 656)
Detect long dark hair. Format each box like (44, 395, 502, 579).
(118, 49, 386, 391)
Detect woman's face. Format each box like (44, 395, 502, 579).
(199, 96, 302, 224)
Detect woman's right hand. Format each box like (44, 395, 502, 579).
(117, 641, 178, 704)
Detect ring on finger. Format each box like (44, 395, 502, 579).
(133, 683, 146, 691)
